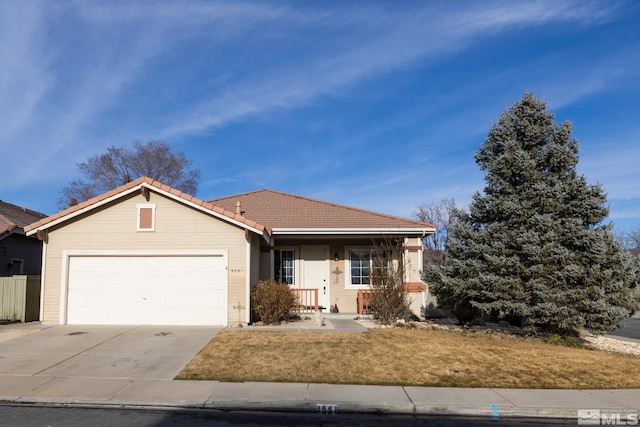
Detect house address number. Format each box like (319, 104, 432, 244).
(316, 403, 338, 414)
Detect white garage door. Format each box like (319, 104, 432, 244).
(66, 254, 228, 325)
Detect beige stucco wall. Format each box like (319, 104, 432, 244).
(40, 190, 249, 325)
(328, 241, 355, 313)
(404, 236, 423, 283)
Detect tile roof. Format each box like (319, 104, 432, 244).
(209, 189, 434, 231)
(24, 177, 268, 235)
(0, 200, 47, 237)
(24, 177, 433, 237)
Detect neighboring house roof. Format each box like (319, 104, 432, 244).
(0, 200, 47, 240)
(24, 177, 269, 239)
(210, 189, 435, 235)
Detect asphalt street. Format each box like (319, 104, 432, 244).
(609, 316, 640, 340)
(0, 406, 575, 427)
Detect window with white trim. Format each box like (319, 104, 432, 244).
(346, 248, 390, 288)
(274, 249, 295, 285)
(137, 204, 156, 231)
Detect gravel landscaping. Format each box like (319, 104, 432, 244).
(355, 318, 640, 357)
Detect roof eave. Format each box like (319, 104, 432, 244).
(26, 185, 142, 236)
(26, 181, 270, 239)
(271, 227, 435, 236)
(145, 183, 271, 240)
(0, 225, 17, 238)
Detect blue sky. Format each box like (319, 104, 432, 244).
(2, 1, 639, 232)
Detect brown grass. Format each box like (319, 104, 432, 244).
(176, 328, 640, 389)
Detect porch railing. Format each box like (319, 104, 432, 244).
(290, 288, 318, 314)
(357, 289, 374, 315)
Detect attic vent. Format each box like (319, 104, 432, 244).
(137, 204, 156, 231)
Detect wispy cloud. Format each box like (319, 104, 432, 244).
(1, 1, 311, 186)
(156, 0, 620, 138)
(0, 3, 51, 140)
(579, 132, 640, 201)
(1, 0, 635, 226)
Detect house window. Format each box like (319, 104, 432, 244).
(274, 249, 295, 285)
(10, 258, 24, 275)
(347, 248, 389, 287)
(137, 204, 156, 231)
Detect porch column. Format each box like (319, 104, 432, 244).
(269, 247, 274, 280)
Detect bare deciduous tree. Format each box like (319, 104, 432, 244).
(59, 140, 200, 209)
(618, 227, 640, 257)
(413, 198, 459, 266)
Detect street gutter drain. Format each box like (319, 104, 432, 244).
(67, 332, 88, 336)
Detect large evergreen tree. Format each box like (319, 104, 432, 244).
(426, 92, 637, 333)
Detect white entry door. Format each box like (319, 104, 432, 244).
(301, 245, 329, 311)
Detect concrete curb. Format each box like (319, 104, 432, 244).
(0, 396, 613, 421)
(2, 381, 638, 421)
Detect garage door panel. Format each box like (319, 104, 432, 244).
(66, 255, 228, 326)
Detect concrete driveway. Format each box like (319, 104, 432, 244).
(0, 325, 221, 380)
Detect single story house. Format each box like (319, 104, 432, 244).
(0, 200, 47, 276)
(25, 177, 435, 326)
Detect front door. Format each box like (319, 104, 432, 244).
(301, 245, 329, 311)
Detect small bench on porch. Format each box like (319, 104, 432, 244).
(357, 289, 374, 315)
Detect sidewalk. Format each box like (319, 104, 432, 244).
(1, 376, 639, 420)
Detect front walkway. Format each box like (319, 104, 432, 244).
(239, 313, 369, 332)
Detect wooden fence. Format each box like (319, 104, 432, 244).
(290, 288, 319, 314)
(0, 275, 40, 323)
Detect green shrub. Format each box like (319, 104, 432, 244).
(251, 280, 297, 325)
(544, 334, 583, 348)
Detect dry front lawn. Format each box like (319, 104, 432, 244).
(176, 328, 640, 389)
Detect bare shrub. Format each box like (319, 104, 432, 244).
(368, 239, 410, 325)
(251, 280, 297, 325)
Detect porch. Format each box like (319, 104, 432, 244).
(265, 237, 428, 316)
